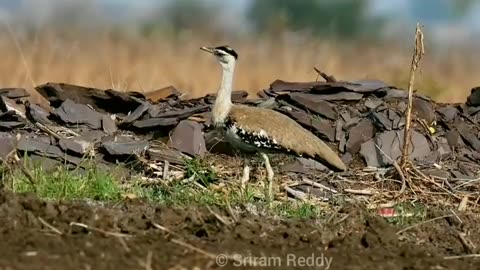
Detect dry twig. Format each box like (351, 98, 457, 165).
(151, 222, 178, 237)
(303, 178, 338, 193)
(313, 67, 337, 82)
(224, 197, 238, 223)
(38, 217, 63, 235)
(372, 141, 409, 194)
(206, 206, 231, 227)
(392, 161, 407, 194)
(284, 185, 308, 201)
(70, 222, 131, 238)
(458, 196, 469, 211)
(9, 135, 37, 190)
(170, 238, 218, 259)
(397, 214, 452, 235)
(401, 23, 425, 168)
(444, 254, 480, 260)
(137, 251, 153, 270)
(162, 160, 170, 180)
(117, 236, 131, 252)
(343, 189, 376, 195)
(457, 230, 476, 254)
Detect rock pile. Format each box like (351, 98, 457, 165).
(0, 79, 479, 182)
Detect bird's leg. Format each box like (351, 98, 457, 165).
(260, 152, 274, 204)
(241, 159, 250, 191)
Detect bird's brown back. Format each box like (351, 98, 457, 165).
(228, 104, 347, 171)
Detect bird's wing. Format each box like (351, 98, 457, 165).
(227, 104, 346, 171)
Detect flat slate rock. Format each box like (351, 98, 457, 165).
(59, 137, 94, 155)
(102, 138, 149, 156)
(153, 105, 210, 119)
(35, 82, 144, 114)
(168, 120, 206, 157)
(269, 80, 320, 92)
(436, 137, 452, 157)
(466, 86, 480, 107)
(370, 111, 393, 130)
(311, 79, 389, 93)
(148, 147, 186, 164)
(103, 89, 145, 113)
(301, 91, 364, 101)
(17, 135, 82, 164)
(286, 93, 337, 119)
(26, 103, 53, 125)
(360, 130, 431, 167)
(436, 106, 458, 122)
(364, 96, 384, 109)
(78, 130, 106, 143)
(2, 77, 479, 176)
(0, 134, 14, 160)
(455, 119, 480, 152)
(35, 82, 108, 108)
(145, 85, 181, 103)
(0, 88, 29, 99)
(148, 103, 172, 118)
(102, 115, 117, 134)
(53, 99, 104, 129)
(0, 96, 26, 118)
(255, 97, 277, 109)
(27, 155, 64, 172)
(413, 97, 436, 123)
(335, 120, 344, 142)
(121, 102, 151, 124)
(132, 117, 178, 129)
(387, 109, 405, 129)
(346, 119, 376, 154)
(0, 111, 26, 129)
(383, 89, 408, 99)
(445, 129, 464, 148)
(458, 162, 475, 177)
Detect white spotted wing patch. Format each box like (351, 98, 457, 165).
(225, 119, 289, 152)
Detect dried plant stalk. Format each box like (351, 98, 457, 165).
(401, 23, 425, 168)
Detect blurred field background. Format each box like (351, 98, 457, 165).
(1, 0, 480, 103)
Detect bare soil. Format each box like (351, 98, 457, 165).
(0, 191, 479, 270)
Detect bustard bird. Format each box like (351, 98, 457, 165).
(201, 45, 347, 201)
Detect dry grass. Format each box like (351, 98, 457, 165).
(1, 30, 479, 104)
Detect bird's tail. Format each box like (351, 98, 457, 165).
(313, 140, 347, 172)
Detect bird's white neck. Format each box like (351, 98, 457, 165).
(212, 61, 235, 125)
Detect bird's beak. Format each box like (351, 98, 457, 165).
(200, 46, 214, 54)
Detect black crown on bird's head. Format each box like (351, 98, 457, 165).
(200, 45, 238, 60)
(215, 45, 238, 59)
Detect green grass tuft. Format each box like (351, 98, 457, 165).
(3, 156, 326, 220)
(273, 201, 324, 219)
(184, 158, 217, 187)
(9, 164, 122, 201)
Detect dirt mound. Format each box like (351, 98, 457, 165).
(0, 191, 478, 269)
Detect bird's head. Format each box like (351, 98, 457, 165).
(200, 45, 238, 68)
